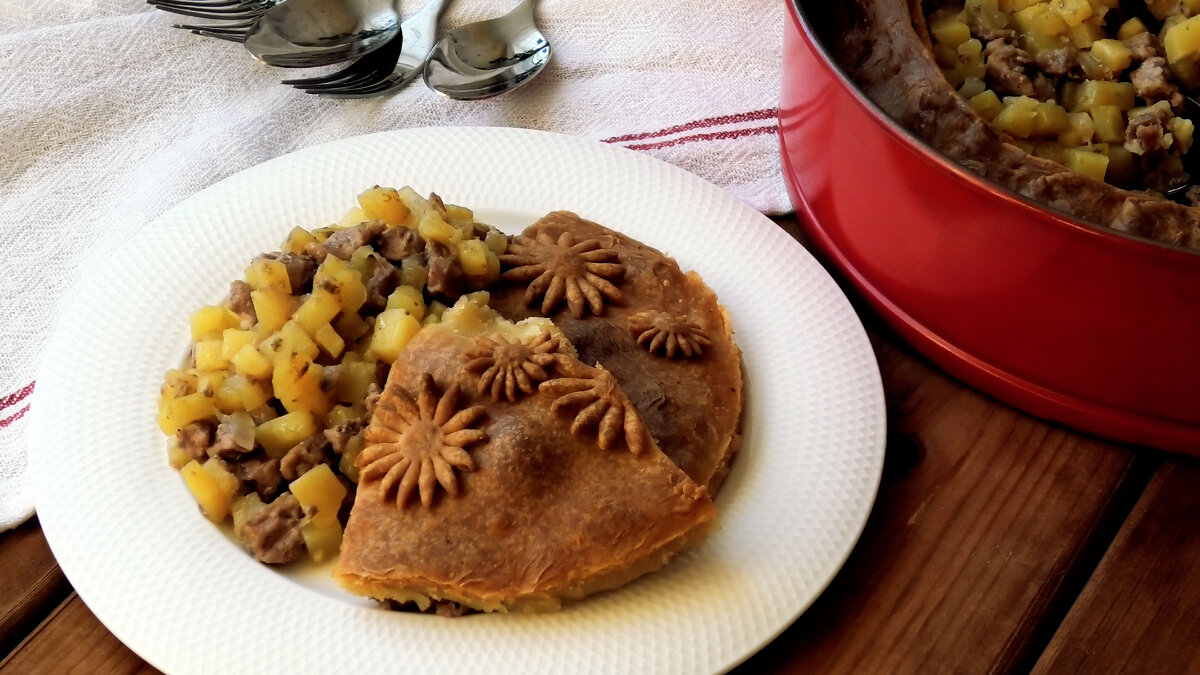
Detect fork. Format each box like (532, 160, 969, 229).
(281, 0, 444, 96)
(147, 0, 281, 25)
(282, 0, 446, 98)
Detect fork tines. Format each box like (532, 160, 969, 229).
(148, 0, 276, 33)
(282, 36, 404, 97)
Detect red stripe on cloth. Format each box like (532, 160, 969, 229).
(0, 403, 30, 430)
(0, 382, 34, 411)
(622, 124, 778, 151)
(602, 108, 779, 144)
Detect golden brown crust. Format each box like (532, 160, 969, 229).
(819, 0, 1200, 249)
(334, 319, 717, 612)
(489, 212, 745, 495)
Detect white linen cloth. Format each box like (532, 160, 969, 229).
(0, 0, 789, 530)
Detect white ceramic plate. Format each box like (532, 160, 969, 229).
(29, 127, 885, 674)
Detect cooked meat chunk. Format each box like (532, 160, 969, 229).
(280, 434, 330, 481)
(1124, 31, 1159, 62)
(984, 39, 1036, 97)
(1130, 57, 1184, 111)
(240, 494, 305, 565)
(1034, 47, 1077, 79)
(228, 280, 256, 324)
(258, 252, 317, 294)
(978, 27, 1017, 43)
(176, 421, 214, 462)
(426, 253, 463, 297)
(323, 220, 386, 260)
(364, 382, 383, 416)
(233, 454, 284, 500)
(1185, 185, 1200, 207)
(1125, 103, 1173, 156)
(324, 421, 363, 454)
(376, 227, 425, 261)
(365, 258, 401, 310)
(208, 417, 255, 460)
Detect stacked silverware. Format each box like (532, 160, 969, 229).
(147, 0, 551, 99)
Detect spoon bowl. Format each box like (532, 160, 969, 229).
(423, 0, 550, 100)
(244, 0, 400, 68)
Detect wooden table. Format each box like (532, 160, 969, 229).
(3, 217, 1198, 674)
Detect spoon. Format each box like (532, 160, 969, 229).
(243, 0, 401, 68)
(422, 0, 550, 100)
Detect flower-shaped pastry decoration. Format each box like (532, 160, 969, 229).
(464, 332, 566, 402)
(628, 310, 712, 359)
(499, 231, 624, 318)
(539, 363, 647, 455)
(358, 373, 488, 509)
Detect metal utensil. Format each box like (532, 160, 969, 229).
(147, 0, 283, 23)
(284, 0, 447, 98)
(243, 0, 400, 67)
(422, 0, 550, 100)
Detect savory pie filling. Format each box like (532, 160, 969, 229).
(926, 0, 1200, 197)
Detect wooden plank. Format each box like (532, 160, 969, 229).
(737, 331, 1150, 674)
(0, 518, 72, 660)
(1032, 459, 1200, 674)
(0, 594, 159, 674)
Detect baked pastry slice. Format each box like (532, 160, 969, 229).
(333, 300, 716, 612)
(488, 212, 744, 494)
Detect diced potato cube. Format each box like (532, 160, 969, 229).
(190, 305, 240, 341)
(338, 433, 365, 483)
(969, 89, 1004, 120)
(326, 403, 365, 428)
(370, 308, 422, 363)
(400, 257, 429, 289)
(957, 39, 986, 79)
(1032, 101, 1070, 137)
(1067, 18, 1105, 49)
(1170, 55, 1200, 88)
(483, 229, 508, 255)
(337, 360, 379, 405)
(444, 204, 474, 229)
(245, 259, 291, 293)
(166, 438, 192, 470)
(1105, 145, 1137, 186)
(417, 211, 456, 244)
(232, 343, 273, 379)
(293, 288, 341, 336)
(931, 11, 971, 48)
(1164, 15, 1200, 64)
(1090, 39, 1132, 74)
(1065, 147, 1109, 181)
(231, 493, 266, 537)
(291, 464, 347, 525)
(1170, 116, 1195, 152)
(300, 518, 343, 564)
(1059, 111, 1097, 146)
(1117, 17, 1148, 41)
(273, 353, 331, 416)
(161, 369, 198, 400)
(457, 239, 490, 277)
(158, 392, 216, 435)
(250, 289, 294, 333)
(220, 328, 257, 361)
(181, 459, 238, 523)
(1072, 80, 1135, 112)
(1148, 0, 1183, 20)
(336, 206, 368, 229)
(282, 227, 319, 256)
(1091, 105, 1125, 143)
(1049, 0, 1091, 28)
(959, 76, 987, 99)
(273, 320, 320, 363)
(214, 374, 272, 413)
(256, 410, 318, 458)
(357, 186, 411, 227)
(385, 285, 426, 320)
(314, 323, 345, 358)
(1014, 4, 1068, 37)
(999, 0, 1039, 9)
(396, 186, 430, 224)
(991, 96, 1039, 138)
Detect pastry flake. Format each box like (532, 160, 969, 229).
(358, 373, 487, 509)
(628, 310, 712, 358)
(539, 362, 648, 455)
(499, 230, 624, 318)
(463, 332, 566, 402)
